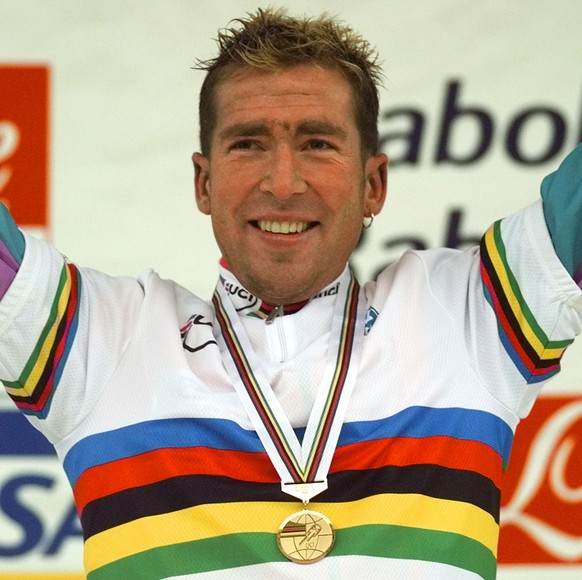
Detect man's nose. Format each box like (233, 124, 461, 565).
(259, 146, 307, 200)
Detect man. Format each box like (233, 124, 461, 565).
(1, 7, 581, 579)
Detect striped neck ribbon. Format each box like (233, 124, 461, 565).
(212, 272, 366, 503)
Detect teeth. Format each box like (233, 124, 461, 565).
(258, 220, 309, 234)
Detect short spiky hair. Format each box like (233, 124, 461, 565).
(194, 7, 383, 158)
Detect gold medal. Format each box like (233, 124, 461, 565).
(277, 509, 335, 564)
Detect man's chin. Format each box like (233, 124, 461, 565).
(241, 270, 318, 305)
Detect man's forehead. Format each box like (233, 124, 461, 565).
(214, 64, 354, 107)
(209, 65, 360, 149)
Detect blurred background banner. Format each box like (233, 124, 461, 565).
(0, 66, 48, 234)
(0, 1, 581, 578)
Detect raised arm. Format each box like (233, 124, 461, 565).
(0, 201, 144, 442)
(0, 202, 24, 298)
(541, 142, 582, 286)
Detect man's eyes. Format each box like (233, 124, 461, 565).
(304, 139, 334, 151)
(227, 138, 335, 152)
(230, 139, 261, 150)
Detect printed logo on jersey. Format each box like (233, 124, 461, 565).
(220, 276, 259, 313)
(499, 396, 582, 564)
(0, 65, 49, 227)
(315, 281, 340, 298)
(220, 275, 347, 319)
(365, 307, 379, 335)
(180, 314, 217, 353)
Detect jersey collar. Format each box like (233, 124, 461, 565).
(217, 259, 349, 320)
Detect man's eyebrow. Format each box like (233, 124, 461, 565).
(218, 120, 348, 141)
(297, 120, 347, 140)
(218, 122, 270, 140)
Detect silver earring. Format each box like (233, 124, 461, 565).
(362, 213, 375, 229)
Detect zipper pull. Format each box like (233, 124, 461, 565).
(265, 304, 283, 325)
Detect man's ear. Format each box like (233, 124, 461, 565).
(193, 152, 211, 215)
(364, 153, 388, 216)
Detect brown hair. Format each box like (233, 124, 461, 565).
(194, 7, 383, 158)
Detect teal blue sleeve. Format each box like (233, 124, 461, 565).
(0, 202, 25, 298)
(0, 202, 25, 264)
(540, 142, 582, 280)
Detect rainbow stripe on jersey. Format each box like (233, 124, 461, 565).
(64, 405, 512, 580)
(3, 262, 82, 417)
(480, 220, 572, 382)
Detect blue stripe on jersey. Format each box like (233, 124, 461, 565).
(63, 417, 264, 485)
(340, 406, 514, 463)
(63, 406, 513, 487)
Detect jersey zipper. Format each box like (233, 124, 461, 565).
(264, 305, 288, 362)
(275, 315, 288, 362)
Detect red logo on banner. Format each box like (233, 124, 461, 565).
(0, 65, 49, 227)
(499, 396, 582, 563)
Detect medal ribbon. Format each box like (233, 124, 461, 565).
(212, 272, 365, 500)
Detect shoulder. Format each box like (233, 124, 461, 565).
(364, 246, 478, 302)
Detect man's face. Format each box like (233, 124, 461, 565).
(194, 65, 387, 305)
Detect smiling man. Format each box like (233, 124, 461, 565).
(193, 64, 386, 305)
(1, 7, 582, 580)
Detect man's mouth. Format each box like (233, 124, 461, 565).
(254, 220, 314, 234)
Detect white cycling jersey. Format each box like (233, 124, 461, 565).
(1, 200, 581, 579)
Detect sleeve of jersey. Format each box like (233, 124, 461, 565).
(0, 202, 25, 298)
(478, 199, 582, 416)
(540, 142, 582, 285)
(0, 231, 144, 444)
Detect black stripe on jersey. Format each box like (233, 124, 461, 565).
(81, 463, 500, 540)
